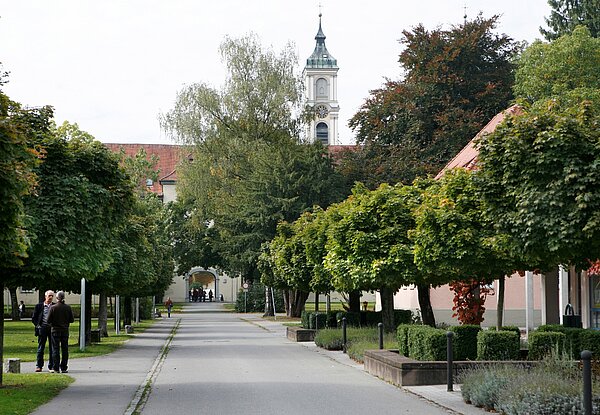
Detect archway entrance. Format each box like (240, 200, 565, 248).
(185, 267, 219, 302)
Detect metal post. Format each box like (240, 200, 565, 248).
(342, 317, 347, 353)
(447, 331, 454, 392)
(244, 291, 247, 313)
(135, 298, 140, 324)
(115, 295, 120, 335)
(378, 322, 384, 350)
(582, 350, 592, 415)
(271, 287, 277, 321)
(80, 278, 86, 351)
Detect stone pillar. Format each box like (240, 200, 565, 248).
(559, 265, 569, 324)
(581, 270, 590, 329)
(525, 271, 534, 337)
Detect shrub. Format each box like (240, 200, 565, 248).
(394, 309, 413, 325)
(301, 311, 310, 329)
(397, 324, 411, 356)
(314, 328, 344, 350)
(309, 312, 327, 329)
(536, 324, 583, 358)
(459, 364, 517, 410)
(580, 330, 600, 358)
(528, 331, 566, 360)
(325, 311, 338, 328)
(488, 325, 521, 339)
(449, 325, 481, 361)
(408, 325, 446, 361)
(477, 330, 519, 360)
(336, 311, 360, 327)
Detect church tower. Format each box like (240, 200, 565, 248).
(303, 13, 339, 146)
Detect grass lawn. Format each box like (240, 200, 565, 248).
(0, 373, 74, 415)
(3, 319, 154, 362)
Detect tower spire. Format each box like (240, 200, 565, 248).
(306, 11, 337, 68)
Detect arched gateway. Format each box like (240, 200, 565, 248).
(185, 267, 220, 302)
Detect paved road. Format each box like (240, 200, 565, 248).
(140, 302, 451, 415)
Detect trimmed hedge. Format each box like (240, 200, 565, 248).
(536, 325, 583, 358)
(528, 331, 566, 360)
(407, 325, 447, 361)
(309, 312, 328, 329)
(449, 325, 481, 361)
(301, 311, 310, 329)
(397, 324, 411, 357)
(579, 330, 600, 357)
(488, 325, 521, 339)
(336, 311, 361, 327)
(335, 309, 413, 328)
(477, 330, 520, 360)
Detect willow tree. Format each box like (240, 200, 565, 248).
(161, 34, 343, 310)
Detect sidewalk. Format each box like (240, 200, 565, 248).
(27, 317, 178, 415)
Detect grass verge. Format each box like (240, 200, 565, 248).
(314, 327, 397, 363)
(4, 319, 154, 362)
(0, 373, 74, 415)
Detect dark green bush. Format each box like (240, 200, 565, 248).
(325, 311, 337, 328)
(301, 311, 310, 329)
(528, 331, 566, 360)
(488, 325, 521, 339)
(314, 328, 344, 350)
(397, 324, 411, 357)
(537, 324, 583, 358)
(365, 311, 382, 326)
(309, 312, 327, 329)
(477, 330, 519, 360)
(580, 330, 600, 357)
(449, 325, 481, 361)
(408, 325, 446, 361)
(394, 309, 413, 325)
(336, 311, 360, 327)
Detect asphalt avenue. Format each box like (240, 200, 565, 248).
(28, 302, 487, 415)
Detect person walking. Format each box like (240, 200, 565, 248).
(208, 289, 213, 302)
(32, 290, 55, 372)
(47, 291, 74, 373)
(18, 300, 26, 318)
(164, 297, 173, 318)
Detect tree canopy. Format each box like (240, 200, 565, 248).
(346, 15, 520, 186)
(540, 0, 600, 40)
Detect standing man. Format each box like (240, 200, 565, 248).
(32, 290, 55, 372)
(164, 297, 173, 318)
(47, 291, 74, 373)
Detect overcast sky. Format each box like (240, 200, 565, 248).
(1, 0, 551, 145)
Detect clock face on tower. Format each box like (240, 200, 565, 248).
(316, 104, 329, 118)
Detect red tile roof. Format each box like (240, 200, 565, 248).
(104, 143, 186, 194)
(435, 105, 523, 179)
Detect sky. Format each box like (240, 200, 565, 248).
(0, 0, 551, 145)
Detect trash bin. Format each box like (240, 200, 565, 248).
(563, 304, 582, 328)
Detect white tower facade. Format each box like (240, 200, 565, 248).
(303, 14, 339, 146)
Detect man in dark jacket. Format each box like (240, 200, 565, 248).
(47, 291, 74, 373)
(31, 290, 55, 372)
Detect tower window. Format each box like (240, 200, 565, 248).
(316, 122, 329, 145)
(316, 78, 328, 99)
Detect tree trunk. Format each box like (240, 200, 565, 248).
(314, 292, 319, 312)
(290, 290, 309, 318)
(1, 283, 5, 385)
(497, 275, 505, 329)
(283, 290, 291, 317)
(380, 287, 396, 333)
(348, 290, 361, 312)
(85, 288, 92, 345)
(9, 287, 19, 321)
(98, 293, 108, 337)
(263, 286, 274, 317)
(124, 296, 132, 326)
(417, 283, 436, 327)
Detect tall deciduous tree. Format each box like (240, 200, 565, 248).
(161, 35, 343, 293)
(540, 0, 600, 40)
(346, 15, 519, 185)
(324, 183, 420, 331)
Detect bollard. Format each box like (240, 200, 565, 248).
(342, 317, 347, 353)
(447, 331, 454, 392)
(582, 350, 592, 415)
(378, 323, 384, 350)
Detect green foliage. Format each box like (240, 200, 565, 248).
(449, 325, 482, 361)
(477, 100, 600, 270)
(0, 373, 74, 415)
(314, 328, 345, 350)
(397, 324, 412, 356)
(536, 324, 583, 358)
(515, 26, 600, 103)
(580, 329, 600, 357)
(234, 283, 284, 313)
(347, 15, 519, 185)
(404, 325, 447, 361)
(308, 312, 328, 330)
(477, 330, 520, 360)
(460, 364, 515, 410)
(301, 311, 310, 329)
(540, 0, 600, 40)
(528, 331, 566, 360)
(336, 311, 361, 327)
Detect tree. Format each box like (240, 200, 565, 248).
(347, 15, 519, 185)
(0, 73, 39, 385)
(477, 100, 600, 271)
(411, 170, 526, 326)
(540, 0, 600, 40)
(514, 26, 600, 103)
(324, 183, 420, 332)
(162, 34, 343, 293)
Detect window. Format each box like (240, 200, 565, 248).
(316, 122, 328, 145)
(316, 78, 328, 99)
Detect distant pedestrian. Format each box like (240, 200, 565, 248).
(201, 289, 206, 302)
(188, 289, 193, 302)
(208, 290, 213, 302)
(18, 300, 26, 318)
(193, 288, 199, 302)
(47, 291, 74, 373)
(32, 290, 55, 372)
(164, 297, 173, 318)
(220, 294, 224, 302)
